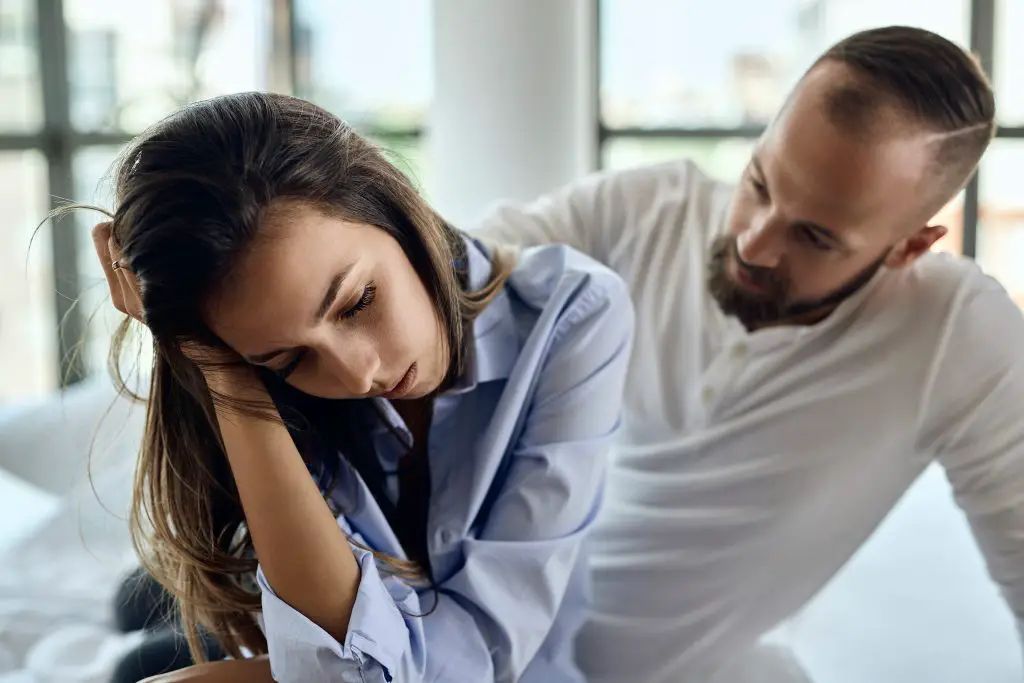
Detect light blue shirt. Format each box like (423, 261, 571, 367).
(255, 238, 634, 683)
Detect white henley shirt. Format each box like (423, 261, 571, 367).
(474, 159, 1024, 683)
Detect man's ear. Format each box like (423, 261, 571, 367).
(884, 224, 948, 269)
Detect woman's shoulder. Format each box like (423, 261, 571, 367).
(503, 243, 633, 323)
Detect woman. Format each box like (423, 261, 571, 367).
(86, 92, 632, 682)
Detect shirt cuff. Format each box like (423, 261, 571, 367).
(257, 544, 423, 682)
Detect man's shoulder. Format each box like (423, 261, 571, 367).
(904, 251, 1024, 359)
(594, 158, 732, 202)
(906, 254, 1024, 470)
(908, 251, 1013, 308)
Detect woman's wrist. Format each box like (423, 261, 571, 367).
(203, 363, 267, 404)
(178, 342, 268, 405)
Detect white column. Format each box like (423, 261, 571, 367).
(428, 0, 597, 228)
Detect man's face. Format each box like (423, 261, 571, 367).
(711, 63, 946, 329)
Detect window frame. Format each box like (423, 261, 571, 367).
(4, 0, 424, 388)
(6, 0, 1023, 388)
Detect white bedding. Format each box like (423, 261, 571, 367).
(703, 465, 1022, 682)
(0, 377, 1018, 682)
(790, 464, 1022, 682)
(0, 379, 146, 683)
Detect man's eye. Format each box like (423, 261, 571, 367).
(748, 176, 768, 199)
(801, 227, 831, 251)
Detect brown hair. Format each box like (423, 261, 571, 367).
(813, 25, 996, 204)
(90, 92, 511, 661)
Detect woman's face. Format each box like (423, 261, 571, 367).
(205, 201, 448, 400)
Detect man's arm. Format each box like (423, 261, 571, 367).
(470, 160, 695, 267)
(928, 282, 1024, 639)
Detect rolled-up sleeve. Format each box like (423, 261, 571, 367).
(257, 543, 424, 682)
(257, 267, 634, 683)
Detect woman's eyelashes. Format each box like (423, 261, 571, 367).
(272, 282, 378, 380)
(339, 281, 377, 320)
(274, 351, 305, 380)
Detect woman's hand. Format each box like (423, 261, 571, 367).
(91, 221, 262, 401)
(91, 226, 358, 658)
(89, 221, 262, 401)
(140, 656, 275, 683)
(180, 342, 268, 405)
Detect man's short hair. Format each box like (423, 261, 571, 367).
(813, 26, 995, 200)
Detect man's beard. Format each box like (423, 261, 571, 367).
(706, 235, 887, 330)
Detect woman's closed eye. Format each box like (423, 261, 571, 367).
(271, 282, 378, 379)
(746, 173, 769, 202)
(339, 281, 377, 320)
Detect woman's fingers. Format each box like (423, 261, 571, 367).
(139, 656, 275, 682)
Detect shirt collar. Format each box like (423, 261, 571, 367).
(444, 236, 519, 394)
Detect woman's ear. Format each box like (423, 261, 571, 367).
(91, 221, 145, 321)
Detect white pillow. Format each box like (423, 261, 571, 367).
(0, 376, 147, 496)
(0, 376, 148, 680)
(0, 470, 60, 556)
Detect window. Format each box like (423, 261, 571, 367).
(600, 0, 968, 131)
(50, 1, 433, 384)
(8, 1, 1017, 396)
(601, 0, 815, 130)
(0, 151, 54, 402)
(976, 140, 1024, 307)
(598, 0, 973, 257)
(293, 0, 431, 186)
(0, 0, 41, 131)
(0, 1, 52, 404)
(0, 1, 445, 396)
(994, 0, 1024, 126)
(602, 137, 755, 183)
(984, 1, 1024, 300)
(64, 0, 276, 133)
(72, 145, 130, 378)
(47, 0, 287, 382)
(293, 0, 430, 131)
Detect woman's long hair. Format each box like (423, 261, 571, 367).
(88, 92, 510, 660)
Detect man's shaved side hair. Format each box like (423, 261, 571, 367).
(811, 26, 996, 209)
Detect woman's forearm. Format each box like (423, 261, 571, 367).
(141, 656, 274, 683)
(212, 379, 360, 643)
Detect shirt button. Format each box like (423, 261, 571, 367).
(701, 386, 715, 405)
(435, 528, 455, 548)
(732, 342, 748, 358)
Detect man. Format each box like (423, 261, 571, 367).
(475, 26, 1023, 683)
